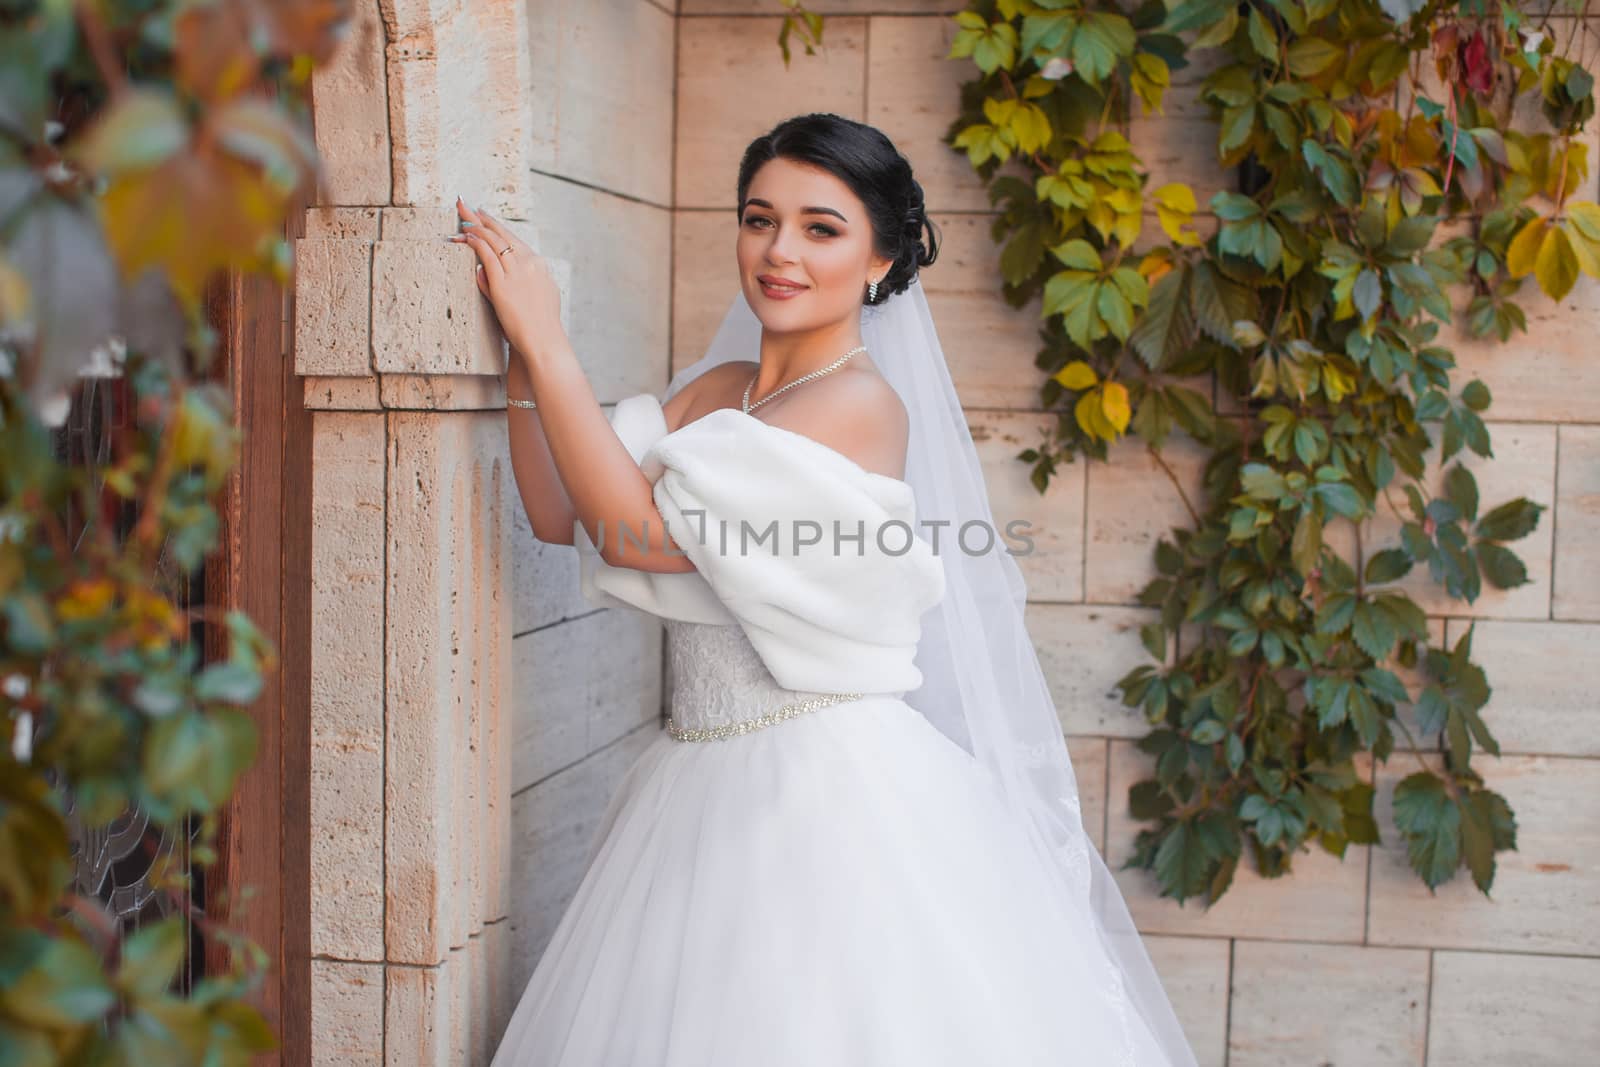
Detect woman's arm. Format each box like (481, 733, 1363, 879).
(456, 199, 696, 574)
(502, 351, 579, 546)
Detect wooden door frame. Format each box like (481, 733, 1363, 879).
(204, 198, 314, 1063)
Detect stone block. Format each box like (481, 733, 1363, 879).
(1064, 735, 1108, 853)
(511, 609, 663, 793)
(1364, 423, 1555, 621)
(484, 919, 516, 1052)
(1368, 753, 1600, 955)
(1029, 603, 1166, 738)
(509, 723, 661, 986)
(295, 239, 374, 377)
(371, 242, 506, 377)
(310, 413, 387, 962)
(311, 0, 391, 205)
(671, 208, 741, 377)
(970, 409, 1085, 601)
(920, 214, 1053, 409)
(1084, 429, 1211, 605)
(1228, 941, 1429, 1067)
(1143, 935, 1230, 1067)
(304, 375, 382, 411)
(304, 206, 382, 240)
(1105, 740, 1371, 942)
(386, 412, 511, 965)
(385, 961, 454, 1067)
(378, 373, 506, 411)
(524, 0, 675, 205)
(1441, 617, 1600, 756)
(1446, 274, 1600, 425)
(676, 16, 867, 208)
(865, 15, 998, 213)
(386, 0, 533, 211)
(310, 959, 384, 1067)
(1427, 949, 1600, 1067)
(524, 173, 671, 403)
(381, 206, 465, 240)
(508, 491, 589, 635)
(1554, 425, 1600, 620)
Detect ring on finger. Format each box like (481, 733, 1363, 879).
(498, 246, 514, 257)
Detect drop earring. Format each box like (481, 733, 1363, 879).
(867, 277, 879, 302)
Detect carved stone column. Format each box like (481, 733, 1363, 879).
(296, 202, 569, 1063)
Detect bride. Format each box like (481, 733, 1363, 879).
(451, 113, 1198, 1067)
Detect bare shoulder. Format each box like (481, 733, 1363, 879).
(763, 367, 910, 482)
(661, 360, 760, 432)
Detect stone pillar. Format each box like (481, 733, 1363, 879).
(298, 0, 545, 1057)
(297, 202, 570, 1064)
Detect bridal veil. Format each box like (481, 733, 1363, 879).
(662, 278, 1198, 1066)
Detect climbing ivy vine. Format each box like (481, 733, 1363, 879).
(938, 0, 1599, 905)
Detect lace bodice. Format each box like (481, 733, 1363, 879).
(665, 619, 881, 735)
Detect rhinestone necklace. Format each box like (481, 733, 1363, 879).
(742, 345, 867, 415)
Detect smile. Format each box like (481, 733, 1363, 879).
(757, 275, 808, 300)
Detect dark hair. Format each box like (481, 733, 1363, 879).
(736, 113, 940, 305)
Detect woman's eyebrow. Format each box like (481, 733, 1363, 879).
(742, 197, 848, 222)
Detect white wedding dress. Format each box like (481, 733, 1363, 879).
(489, 393, 1183, 1066)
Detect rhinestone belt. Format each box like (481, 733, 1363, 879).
(666, 692, 865, 742)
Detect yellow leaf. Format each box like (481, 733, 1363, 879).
(1564, 219, 1600, 277)
(1074, 389, 1117, 442)
(1137, 249, 1175, 284)
(58, 579, 117, 621)
(1567, 201, 1600, 243)
(1053, 360, 1098, 391)
(1100, 381, 1131, 433)
(1534, 223, 1580, 300)
(1153, 184, 1197, 213)
(1505, 216, 1548, 279)
(1153, 183, 1200, 247)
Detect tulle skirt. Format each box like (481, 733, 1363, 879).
(490, 695, 1176, 1066)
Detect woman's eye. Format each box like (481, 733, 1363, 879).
(808, 224, 838, 237)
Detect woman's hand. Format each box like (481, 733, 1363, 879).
(451, 197, 564, 359)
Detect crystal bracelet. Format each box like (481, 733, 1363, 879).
(507, 397, 537, 409)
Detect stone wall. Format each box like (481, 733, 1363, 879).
(672, 3, 1600, 1066)
(295, 1, 1600, 1063)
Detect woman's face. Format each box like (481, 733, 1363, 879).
(736, 157, 892, 335)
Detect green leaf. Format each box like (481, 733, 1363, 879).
(117, 918, 186, 1000)
(1129, 263, 1193, 370)
(1392, 772, 1461, 888)
(194, 661, 264, 705)
(1364, 547, 1412, 584)
(1286, 38, 1342, 78)
(1443, 465, 1479, 523)
(1292, 508, 1322, 577)
(1351, 599, 1398, 659)
(1246, 7, 1277, 62)
(1475, 498, 1543, 541)
(1475, 542, 1529, 589)
(1000, 222, 1049, 286)
(0, 936, 114, 1028)
(1050, 238, 1103, 271)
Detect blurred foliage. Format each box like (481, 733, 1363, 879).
(776, 0, 826, 67)
(1, 0, 349, 1062)
(933, 0, 1600, 906)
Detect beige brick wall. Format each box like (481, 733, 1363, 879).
(501, 0, 679, 999)
(669, 4, 1600, 1066)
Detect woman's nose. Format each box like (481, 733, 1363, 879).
(765, 223, 799, 264)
